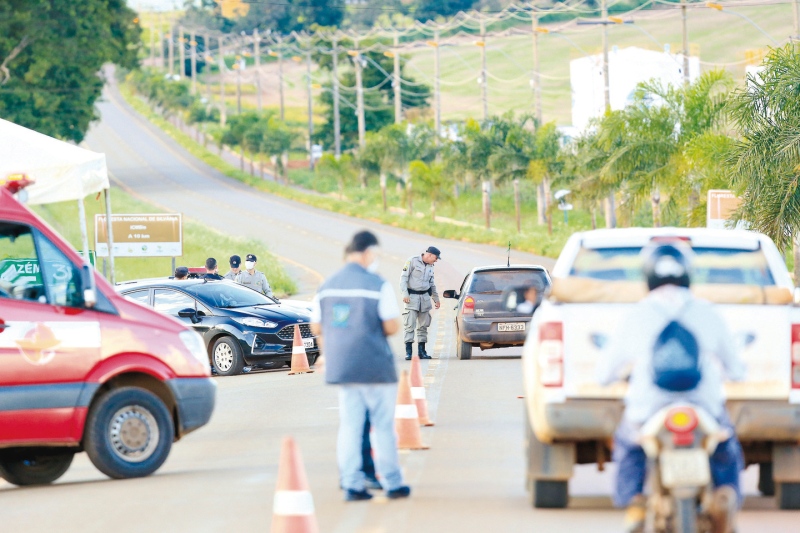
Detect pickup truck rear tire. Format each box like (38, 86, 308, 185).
(758, 462, 775, 496)
(0, 449, 74, 486)
(776, 482, 800, 510)
(212, 336, 245, 376)
(531, 480, 569, 509)
(85, 387, 174, 480)
(456, 335, 472, 360)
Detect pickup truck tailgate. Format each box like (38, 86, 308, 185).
(561, 303, 792, 401)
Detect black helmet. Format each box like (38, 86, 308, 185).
(641, 240, 693, 291)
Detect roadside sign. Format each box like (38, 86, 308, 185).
(94, 213, 183, 257)
(0, 259, 41, 286)
(76, 250, 96, 267)
(707, 190, 743, 230)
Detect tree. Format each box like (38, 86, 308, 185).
(260, 116, 296, 181)
(409, 160, 453, 220)
(221, 112, 261, 171)
(0, 0, 140, 142)
(726, 44, 800, 252)
(316, 153, 356, 199)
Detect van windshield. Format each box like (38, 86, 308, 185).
(570, 246, 775, 286)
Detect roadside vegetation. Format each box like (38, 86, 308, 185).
(33, 186, 297, 296)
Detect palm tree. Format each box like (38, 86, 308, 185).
(260, 116, 296, 182)
(316, 153, 356, 199)
(409, 160, 453, 221)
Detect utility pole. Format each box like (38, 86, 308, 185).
(190, 30, 197, 94)
(306, 50, 314, 170)
(235, 57, 242, 114)
(168, 23, 174, 75)
(794, 0, 800, 40)
(205, 33, 212, 103)
(332, 37, 341, 159)
(433, 30, 441, 137)
(278, 38, 285, 121)
(254, 29, 262, 112)
(353, 41, 366, 150)
(681, 0, 690, 84)
(178, 25, 185, 78)
(157, 13, 164, 69)
(479, 19, 488, 120)
(218, 37, 226, 126)
(393, 33, 402, 124)
(601, 0, 616, 228)
(149, 14, 155, 67)
(532, 12, 546, 226)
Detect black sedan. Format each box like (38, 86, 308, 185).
(443, 265, 551, 360)
(117, 278, 319, 376)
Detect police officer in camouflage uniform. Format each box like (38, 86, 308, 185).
(235, 253, 274, 298)
(399, 246, 441, 360)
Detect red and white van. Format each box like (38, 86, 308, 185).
(0, 183, 215, 486)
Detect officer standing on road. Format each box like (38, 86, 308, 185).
(224, 255, 241, 280)
(203, 258, 224, 280)
(235, 253, 273, 298)
(400, 246, 441, 360)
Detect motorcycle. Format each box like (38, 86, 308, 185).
(639, 403, 736, 533)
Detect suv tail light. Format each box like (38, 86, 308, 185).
(664, 406, 698, 446)
(538, 322, 563, 387)
(462, 296, 475, 315)
(791, 325, 800, 389)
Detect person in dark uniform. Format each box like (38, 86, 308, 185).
(203, 257, 224, 280)
(174, 266, 189, 280)
(399, 246, 441, 360)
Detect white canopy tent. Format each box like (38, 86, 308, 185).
(0, 118, 116, 282)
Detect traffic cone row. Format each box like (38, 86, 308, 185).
(288, 324, 314, 375)
(272, 437, 319, 533)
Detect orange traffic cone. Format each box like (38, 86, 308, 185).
(410, 354, 434, 427)
(395, 370, 429, 450)
(288, 325, 314, 375)
(272, 437, 319, 533)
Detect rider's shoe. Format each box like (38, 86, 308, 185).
(708, 485, 737, 533)
(623, 494, 646, 533)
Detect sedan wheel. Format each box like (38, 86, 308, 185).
(212, 337, 244, 376)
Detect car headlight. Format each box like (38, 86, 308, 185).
(233, 317, 278, 328)
(179, 330, 208, 365)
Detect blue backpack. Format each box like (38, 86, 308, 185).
(652, 319, 701, 392)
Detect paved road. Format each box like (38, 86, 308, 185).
(3, 75, 797, 532)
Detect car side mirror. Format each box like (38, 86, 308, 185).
(81, 264, 97, 308)
(178, 308, 200, 324)
(442, 289, 458, 299)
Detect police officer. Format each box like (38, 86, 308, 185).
(399, 246, 441, 360)
(224, 255, 241, 280)
(236, 253, 274, 298)
(203, 258, 224, 280)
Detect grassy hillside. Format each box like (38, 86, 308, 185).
(32, 186, 297, 296)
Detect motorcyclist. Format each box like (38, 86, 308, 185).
(597, 241, 746, 533)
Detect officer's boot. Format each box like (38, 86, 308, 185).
(418, 342, 431, 359)
(405, 342, 413, 361)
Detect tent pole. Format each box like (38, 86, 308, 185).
(104, 188, 116, 284)
(77, 197, 91, 265)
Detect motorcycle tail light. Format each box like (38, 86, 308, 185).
(664, 407, 698, 446)
(791, 325, 800, 389)
(462, 296, 475, 315)
(539, 322, 563, 387)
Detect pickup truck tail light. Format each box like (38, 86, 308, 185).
(462, 296, 475, 315)
(791, 325, 800, 389)
(539, 322, 563, 387)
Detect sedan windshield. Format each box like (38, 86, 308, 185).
(185, 282, 276, 308)
(469, 269, 549, 294)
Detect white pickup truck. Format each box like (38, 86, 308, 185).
(522, 227, 800, 510)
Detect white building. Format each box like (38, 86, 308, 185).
(570, 46, 700, 131)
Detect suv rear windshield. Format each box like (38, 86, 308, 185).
(570, 246, 775, 286)
(469, 269, 549, 294)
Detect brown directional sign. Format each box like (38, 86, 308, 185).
(94, 214, 182, 257)
(707, 190, 742, 229)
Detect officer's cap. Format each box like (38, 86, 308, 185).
(230, 255, 241, 267)
(246, 253, 257, 262)
(174, 266, 189, 278)
(425, 246, 442, 259)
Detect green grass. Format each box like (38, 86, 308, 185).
(120, 79, 586, 258)
(32, 186, 297, 296)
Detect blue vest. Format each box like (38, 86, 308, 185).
(318, 263, 398, 384)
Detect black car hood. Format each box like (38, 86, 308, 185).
(225, 304, 311, 322)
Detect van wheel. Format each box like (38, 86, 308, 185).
(212, 337, 244, 376)
(85, 387, 174, 479)
(531, 480, 569, 509)
(0, 449, 74, 486)
(777, 482, 800, 510)
(456, 335, 472, 360)
(759, 462, 775, 496)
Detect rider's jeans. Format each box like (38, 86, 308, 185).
(612, 417, 744, 508)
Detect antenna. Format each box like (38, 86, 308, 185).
(507, 241, 511, 267)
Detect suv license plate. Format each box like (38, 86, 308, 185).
(660, 449, 710, 488)
(303, 338, 314, 349)
(497, 323, 525, 332)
